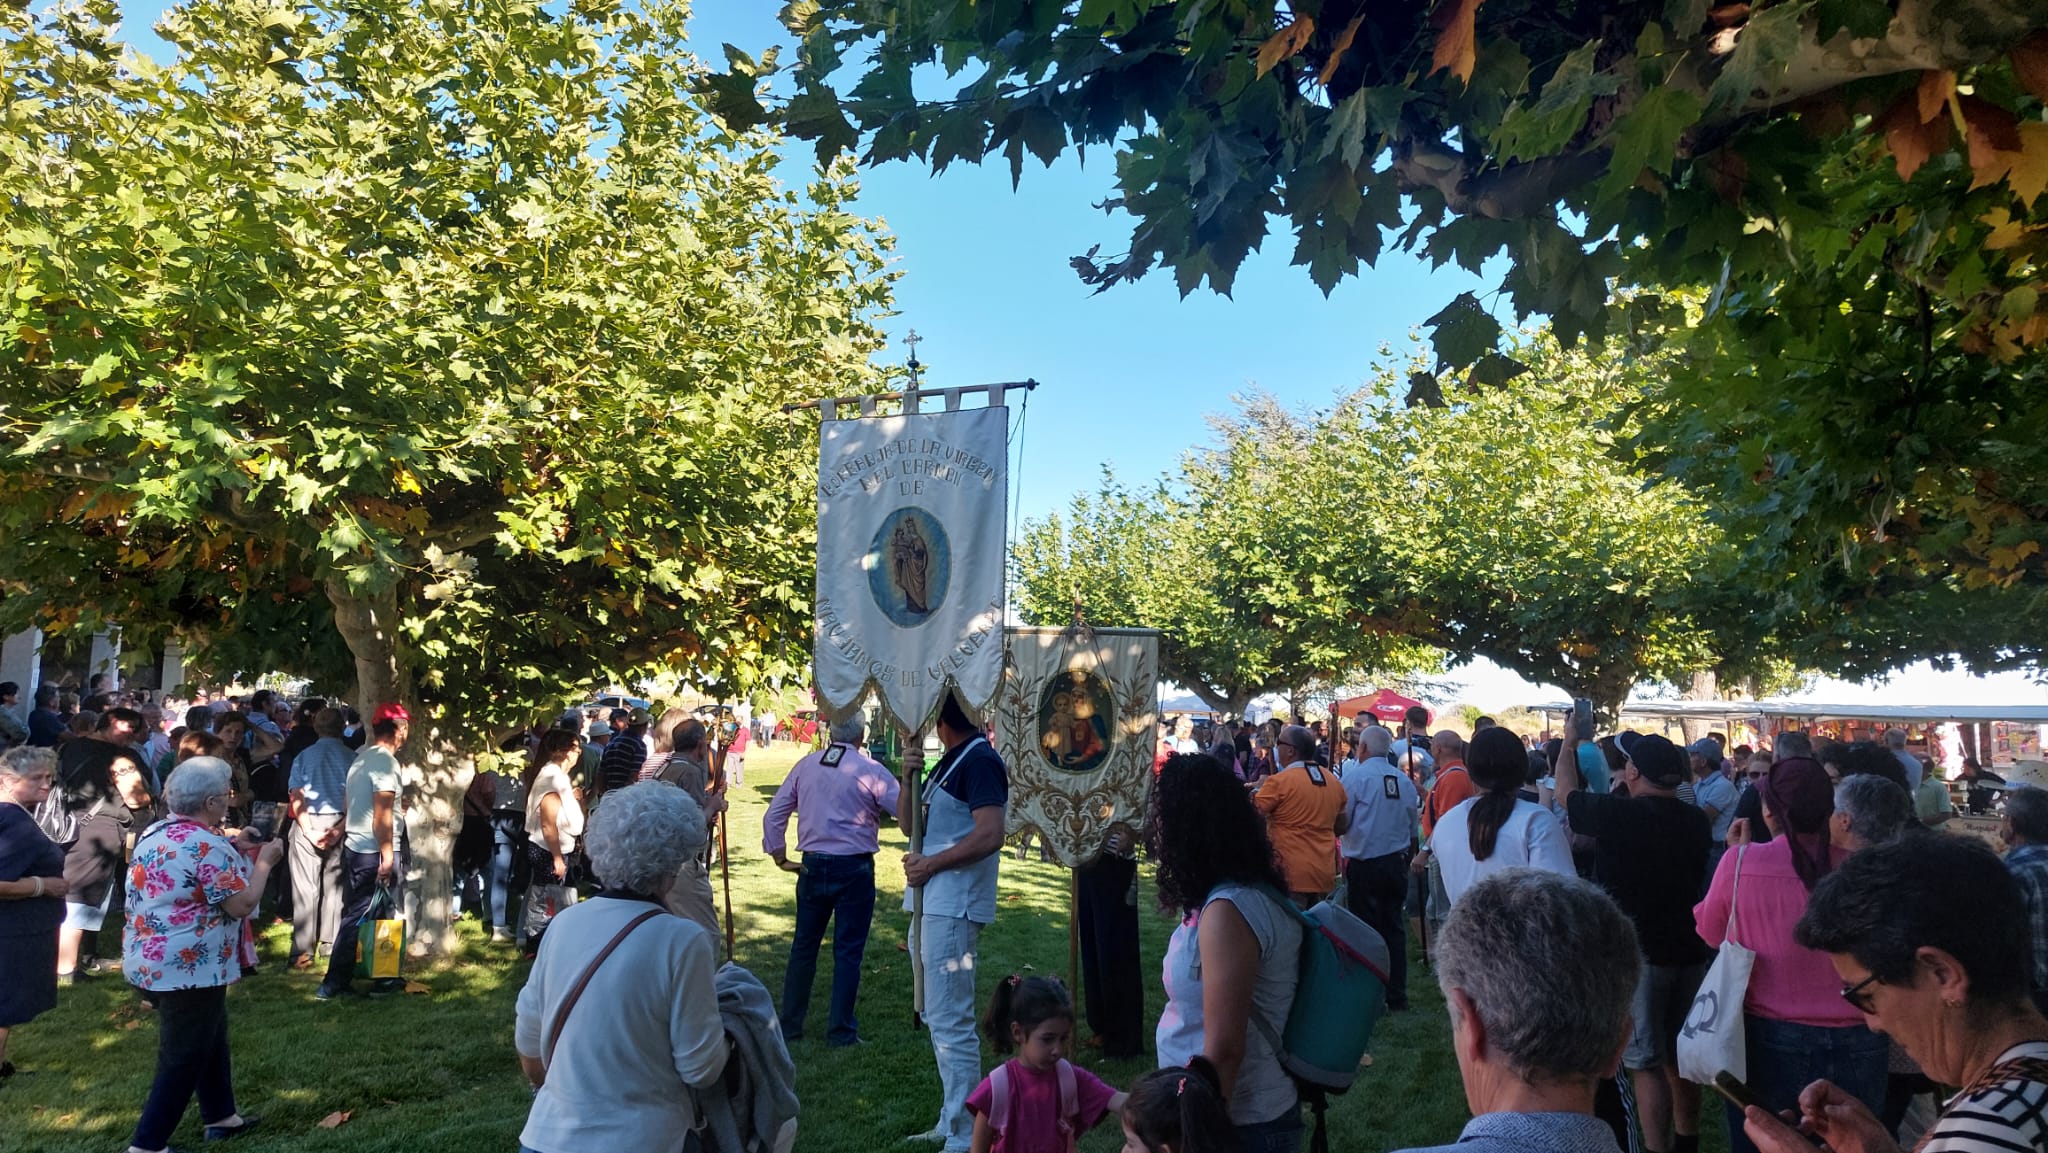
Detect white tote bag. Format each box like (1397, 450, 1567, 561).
(1678, 846, 1755, 1085)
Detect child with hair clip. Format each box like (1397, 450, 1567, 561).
(966, 974, 1128, 1153)
(1119, 1059, 1239, 1153)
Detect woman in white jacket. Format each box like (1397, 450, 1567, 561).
(1431, 726, 1575, 905)
(515, 782, 726, 1153)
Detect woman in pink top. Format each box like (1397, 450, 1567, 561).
(1695, 756, 1886, 1153)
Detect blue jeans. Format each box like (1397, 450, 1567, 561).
(1237, 1108, 1305, 1153)
(489, 814, 523, 932)
(1725, 1015, 1888, 1153)
(780, 853, 876, 1045)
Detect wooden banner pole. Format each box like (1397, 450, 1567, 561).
(1068, 866, 1080, 1002)
(903, 724, 927, 1029)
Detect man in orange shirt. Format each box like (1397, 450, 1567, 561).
(1252, 724, 1350, 905)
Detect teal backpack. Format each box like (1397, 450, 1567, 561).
(1253, 887, 1392, 1153)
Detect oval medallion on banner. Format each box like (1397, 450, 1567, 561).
(865, 506, 950, 627)
(1037, 669, 1116, 774)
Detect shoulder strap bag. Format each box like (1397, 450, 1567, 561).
(541, 907, 665, 1072)
(1677, 846, 1755, 1085)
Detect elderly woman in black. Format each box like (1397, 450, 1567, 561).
(0, 747, 69, 1081)
(1742, 830, 2048, 1153)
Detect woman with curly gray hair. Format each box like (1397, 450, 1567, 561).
(514, 781, 727, 1153)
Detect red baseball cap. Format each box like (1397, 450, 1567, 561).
(371, 702, 411, 725)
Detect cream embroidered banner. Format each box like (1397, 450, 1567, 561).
(813, 406, 1008, 732)
(993, 627, 1159, 867)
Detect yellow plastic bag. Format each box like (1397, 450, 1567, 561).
(356, 886, 405, 979)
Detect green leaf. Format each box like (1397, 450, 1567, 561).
(1597, 85, 1705, 202)
(1425, 292, 1504, 368)
(1318, 90, 1372, 170)
(785, 88, 859, 162)
(1466, 351, 1532, 388)
(1708, 2, 1809, 109)
(1492, 42, 1620, 163)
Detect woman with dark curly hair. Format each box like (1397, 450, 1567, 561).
(1150, 753, 1300, 1152)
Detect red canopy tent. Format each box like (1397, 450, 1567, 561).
(1331, 689, 1432, 727)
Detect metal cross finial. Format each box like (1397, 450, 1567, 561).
(903, 329, 923, 388)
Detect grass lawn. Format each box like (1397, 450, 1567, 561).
(2, 743, 1729, 1153)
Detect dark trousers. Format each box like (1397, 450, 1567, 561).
(1076, 853, 1144, 1058)
(324, 849, 384, 989)
(780, 853, 876, 1044)
(1345, 851, 1411, 1009)
(132, 984, 236, 1150)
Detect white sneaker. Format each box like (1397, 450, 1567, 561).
(903, 1128, 947, 1144)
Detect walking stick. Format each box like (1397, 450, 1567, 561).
(713, 715, 736, 962)
(719, 808, 735, 962)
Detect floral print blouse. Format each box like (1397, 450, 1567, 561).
(123, 816, 251, 991)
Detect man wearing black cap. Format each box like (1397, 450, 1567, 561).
(1555, 731, 1713, 1153)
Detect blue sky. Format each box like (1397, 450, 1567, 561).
(103, 2, 2041, 714)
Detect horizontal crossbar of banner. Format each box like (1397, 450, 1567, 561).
(780, 379, 1039, 416)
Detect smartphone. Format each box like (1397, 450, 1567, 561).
(247, 800, 281, 843)
(1711, 1071, 1759, 1111)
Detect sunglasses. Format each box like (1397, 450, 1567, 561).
(1747, 770, 1766, 779)
(1840, 972, 1881, 1014)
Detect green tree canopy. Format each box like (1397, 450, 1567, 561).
(0, 0, 894, 944)
(714, 0, 2048, 663)
(1018, 333, 1805, 719)
(1011, 407, 1442, 715)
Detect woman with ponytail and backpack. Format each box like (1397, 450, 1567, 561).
(965, 975, 1125, 1153)
(1429, 728, 1575, 906)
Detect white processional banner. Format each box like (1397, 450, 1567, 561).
(814, 405, 1008, 732)
(992, 627, 1159, 868)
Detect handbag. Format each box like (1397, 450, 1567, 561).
(355, 885, 407, 980)
(541, 908, 664, 1071)
(1678, 845, 1755, 1084)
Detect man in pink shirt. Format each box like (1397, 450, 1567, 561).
(763, 714, 901, 1046)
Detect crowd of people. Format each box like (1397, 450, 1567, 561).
(0, 679, 780, 1152)
(1149, 705, 2046, 1153)
(3, 674, 2045, 1153)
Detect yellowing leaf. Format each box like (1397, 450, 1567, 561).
(318, 1111, 352, 1129)
(403, 979, 430, 994)
(1982, 207, 2028, 250)
(2007, 122, 2048, 208)
(1962, 96, 2022, 188)
(1255, 17, 1314, 79)
(1877, 88, 1950, 181)
(1429, 0, 1483, 85)
(1319, 13, 1365, 86)
(1914, 69, 1954, 125)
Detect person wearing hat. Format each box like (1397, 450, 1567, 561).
(1555, 731, 1713, 1153)
(1687, 737, 1740, 877)
(319, 702, 411, 1000)
(1252, 724, 1350, 906)
(597, 707, 650, 796)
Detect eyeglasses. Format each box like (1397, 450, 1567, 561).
(1840, 972, 1882, 1014)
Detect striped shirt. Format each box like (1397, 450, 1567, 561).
(1922, 1042, 2048, 1153)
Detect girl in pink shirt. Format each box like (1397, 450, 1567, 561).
(966, 976, 1126, 1153)
(1694, 756, 1887, 1153)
